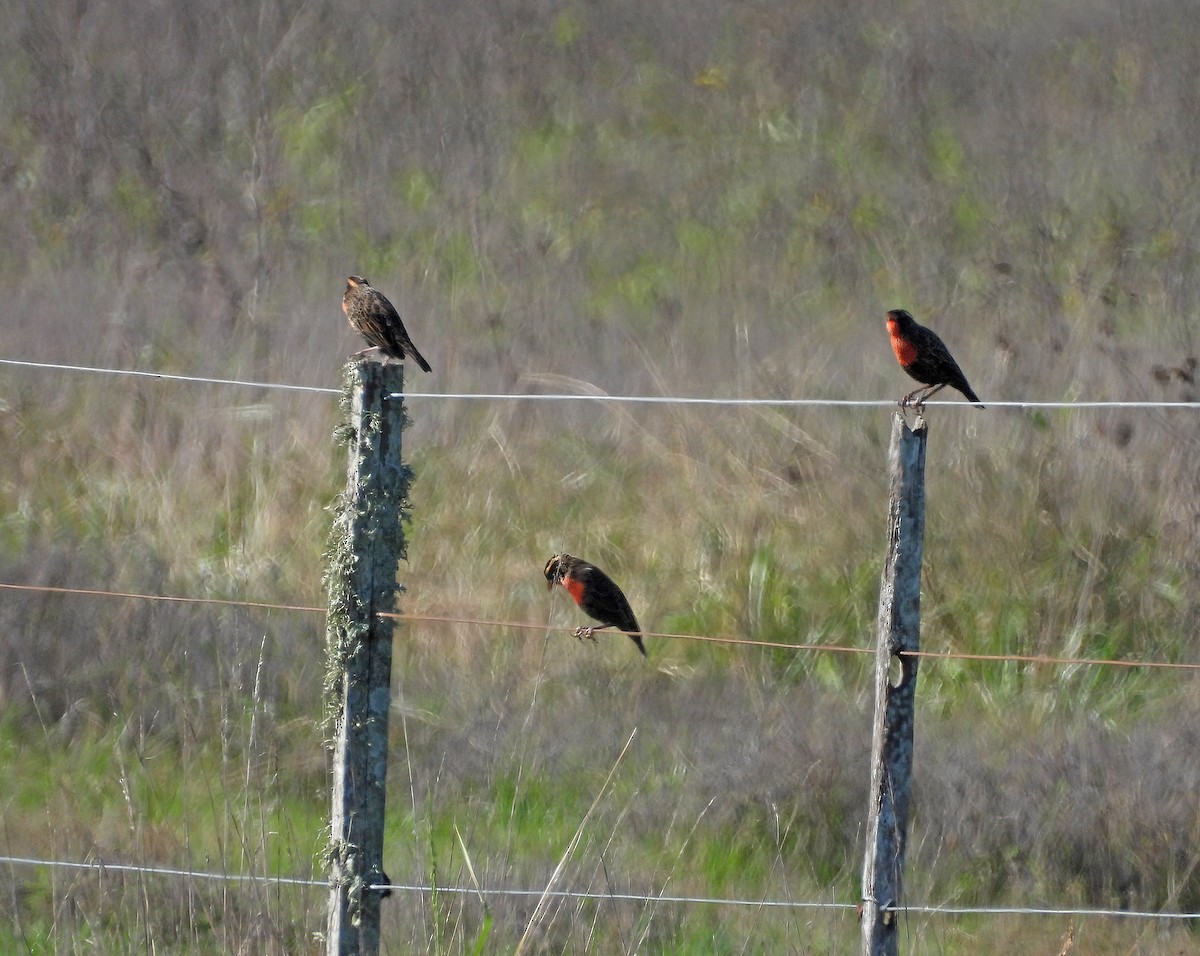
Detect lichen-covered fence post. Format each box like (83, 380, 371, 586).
(861, 413, 928, 956)
(324, 359, 410, 956)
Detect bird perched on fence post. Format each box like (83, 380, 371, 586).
(544, 553, 647, 657)
(342, 275, 433, 372)
(886, 308, 982, 410)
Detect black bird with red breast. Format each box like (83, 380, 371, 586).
(544, 553, 647, 657)
(886, 308, 982, 409)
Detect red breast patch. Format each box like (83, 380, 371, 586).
(887, 322, 918, 366)
(563, 576, 587, 609)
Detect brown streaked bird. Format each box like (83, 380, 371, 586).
(544, 553, 647, 657)
(886, 308, 983, 409)
(343, 275, 432, 372)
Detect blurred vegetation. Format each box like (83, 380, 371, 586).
(2, 0, 1200, 951)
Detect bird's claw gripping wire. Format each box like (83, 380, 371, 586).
(899, 382, 944, 412)
(573, 626, 599, 645)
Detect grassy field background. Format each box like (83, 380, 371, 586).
(3, 0, 1200, 952)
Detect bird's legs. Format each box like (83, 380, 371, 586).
(899, 382, 946, 412)
(573, 623, 614, 644)
(351, 347, 401, 366)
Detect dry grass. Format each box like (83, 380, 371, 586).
(2, 0, 1200, 951)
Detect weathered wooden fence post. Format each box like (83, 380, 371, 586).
(324, 359, 410, 956)
(861, 413, 928, 956)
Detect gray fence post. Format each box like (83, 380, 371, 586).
(861, 413, 928, 956)
(325, 359, 409, 956)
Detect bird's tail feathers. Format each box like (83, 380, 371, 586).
(409, 347, 433, 373)
(963, 385, 985, 407)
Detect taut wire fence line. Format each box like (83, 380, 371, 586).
(3, 355, 1200, 409)
(3, 581, 1200, 671)
(0, 581, 325, 613)
(0, 357, 340, 394)
(2, 854, 1199, 922)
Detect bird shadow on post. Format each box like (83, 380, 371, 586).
(861, 413, 928, 956)
(323, 359, 411, 956)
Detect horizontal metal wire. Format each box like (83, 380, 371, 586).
(5, 581, 1200, 671)
(0, 358, 340, 394)
(3, 856, 1197, 920)
(2, 357, 1197, 408)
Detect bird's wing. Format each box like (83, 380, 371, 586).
(580, 565, 641, 634)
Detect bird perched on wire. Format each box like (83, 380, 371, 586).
(342, 275, 432, 372)
(886, 308, 983, 409)
(544, 553, 647, 657)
